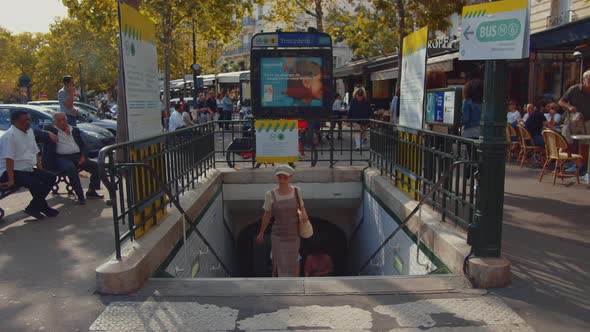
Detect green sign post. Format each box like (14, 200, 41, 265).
(472, 60, 507, 257)
(460, 0, 530, 258)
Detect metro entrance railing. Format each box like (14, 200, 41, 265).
(98, 119, 479, 260)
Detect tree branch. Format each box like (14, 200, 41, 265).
(294, 0, 317, 18)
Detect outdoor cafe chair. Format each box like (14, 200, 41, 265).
(505, 124, 520, 162)
(539, 130, 583, 185)
(516, 124, 544, 167)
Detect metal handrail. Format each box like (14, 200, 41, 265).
(107, 162, 231, 277)
(357, 160, 478, 275)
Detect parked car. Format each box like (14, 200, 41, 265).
(29, 100, 115, 119)
(0, 104, 115, 158)
(28, 101, 117, 135)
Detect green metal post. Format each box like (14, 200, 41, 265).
(473, 60, 507, 257)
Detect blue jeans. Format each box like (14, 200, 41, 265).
(533, 135, 545, 147)
(66, 114, 77, 126)
(221, 111, 232, 130)
(56, 154, 100, 199)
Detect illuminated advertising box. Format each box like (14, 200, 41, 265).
(425, 87, 463, 127)
(251, 32, 333, 118)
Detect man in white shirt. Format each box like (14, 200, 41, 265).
(168, 103, 184, 131)
(0, 110, 59, 219)
(43, 113, 103, 205)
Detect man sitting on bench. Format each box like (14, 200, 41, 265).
(44, 112, 103, 205)
(0, 110, 59, 219)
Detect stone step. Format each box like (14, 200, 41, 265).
(136, 274, 471, 297)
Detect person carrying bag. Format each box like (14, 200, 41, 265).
(257, 165, 312, 277)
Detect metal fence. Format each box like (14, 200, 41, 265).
(98, 123, 216, 259)
(217, 118, 372, 168)
(98, 118, 479, 258)
(370, 120, 479, 228)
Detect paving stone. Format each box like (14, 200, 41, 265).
(89, 301, 239, 331)
(374, 297, 526, 328)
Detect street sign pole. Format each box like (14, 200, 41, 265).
(473, 60, 507, 257)
(192, 18, 197, 108)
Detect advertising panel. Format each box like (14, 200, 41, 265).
(425, 89, 459, 126)
(250, 32, 333, 119)
(260, 57, 323, 108)
(399, 26, 428, 129)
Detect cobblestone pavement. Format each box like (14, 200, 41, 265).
(90, 293, 534, 332)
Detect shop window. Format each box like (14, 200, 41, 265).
(507, 61, 528, 105)
(563, 61, 582, 92)
(371, 80, 391, 99)
(535, 60, 563, 103)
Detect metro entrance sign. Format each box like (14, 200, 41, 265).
(459, 0, 529, 60)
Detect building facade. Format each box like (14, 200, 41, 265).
(333, 0, 590, 111)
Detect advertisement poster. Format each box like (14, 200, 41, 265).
(255, 120, 299, 163)
(119, 3, 161, 141)
(260, 57, 323, 108)
(399, 26, 428, 129)
(425, 90, 457, 125)
(443, 92, 455, 124)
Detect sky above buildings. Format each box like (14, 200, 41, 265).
(0, 0, 67, 33)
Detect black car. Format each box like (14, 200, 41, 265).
(0, 104, 115, 158)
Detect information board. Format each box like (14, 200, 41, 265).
(255, 119, 299, 163)
(399, 26, 428, 130)
(118, 3, 161, 141)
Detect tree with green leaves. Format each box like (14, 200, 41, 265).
(34, 17, 118, 100)
(262, 0, 336, 32)
(0, 28, 46, 101)
(326, 0, 465, 59)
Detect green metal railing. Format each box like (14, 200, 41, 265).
(98, 119, 480, 262)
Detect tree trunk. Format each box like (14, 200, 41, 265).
(395, 0, 405, 91)
(315, 0, 323, 32)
